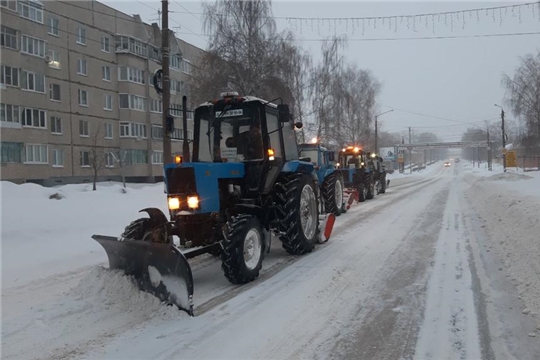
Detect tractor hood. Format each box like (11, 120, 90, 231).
(164, 162, 245, 214)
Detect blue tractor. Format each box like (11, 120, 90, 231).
(338, 146, 375, 202)
(298, 143, 346, 216)
(92, 93, 336, 316)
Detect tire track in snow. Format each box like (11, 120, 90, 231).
(414, 176, 482, 360)
(327, 175, 451, 360)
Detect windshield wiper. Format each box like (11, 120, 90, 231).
(206, 104, 231, 136)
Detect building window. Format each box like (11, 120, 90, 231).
(0, 1, 17, 12)
(150, 99, 162, 113)
(78, 89, 88, 107)
(170, 80, 182, 94)
(50, 116, 62, 134)
(1, 141, 23, 163)
(118, 66, 145, 84)
(102, 65, 111, 81)
(1, 65, 19, 87)
(118, 94, 146, 111)
(21, 108, 46, 128)
(170, 54, 181, 69)
(125, 149, 148, 164)
(170, 104, 193, 120)
(52, 149, 63, 167)
(1, 26, 17, 49)
(21, 70, 45, 93)
(18, 1, 44, 24)
(152, 151, 163, 164)
(47, 17, 59, 36)
(103, 94, 112, 110)
(49, 83, 61, 101)
(104, 123, 113, 139)
(76, 27, 86, 45)
(80, 151, 90, 167)
(152, 125, 163, 139)
(21, 34, 45, 57)
(101, 36, 110, 52)
(79, 120, 89, 137)
(148, 46, 160, 61)
(119, 122, 147, 138)
(24, 144, 48, 164)
(77, 58, 87, 75)
(0, 104, 20, 127)
(181, 59, 191, 74)
(115, 35, 147, 57)
(48, 49, 60, 69)
(105, 152, 114, 168)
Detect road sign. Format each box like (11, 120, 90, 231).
(407, 146, 413, 151)
(501, 147, 508, 155)
(505, 150, 517, 167)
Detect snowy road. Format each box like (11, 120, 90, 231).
(2, 163, 540, 360)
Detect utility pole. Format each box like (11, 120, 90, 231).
(408, 127, 412, 174)
(487, 127, 492, 171)
(495, 104, 506, 171)
(161, 0, 172, 164)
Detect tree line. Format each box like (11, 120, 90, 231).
(192, 0, 382, 150)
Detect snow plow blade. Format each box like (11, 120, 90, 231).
(92, 235, 194, 316)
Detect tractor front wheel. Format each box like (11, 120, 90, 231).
(366, 178, 375, 200)
(357, 183, 367, 203)
(221, 215, 265, 284)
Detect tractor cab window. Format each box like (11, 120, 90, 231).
(300, 149, 319, 165)
(195, 104, 264, 163)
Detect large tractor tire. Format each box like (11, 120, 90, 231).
(366, 177, 375, 200)
(322, 173, 344, 216)
(221, 215, 265, 284)
(274, 173, 319, 255)
(379, 177, 387, 194)
(357, 183, 367, 203)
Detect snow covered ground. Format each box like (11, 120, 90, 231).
(2, 161, 540, 360)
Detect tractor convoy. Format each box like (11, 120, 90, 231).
(93, 92, 390, 316)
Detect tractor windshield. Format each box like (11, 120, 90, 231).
(194, 103, 264, 163)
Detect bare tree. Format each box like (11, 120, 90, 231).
(194, 0, 288, 102)
(86, 122, 108, 191)
(502, 50, 540, 147)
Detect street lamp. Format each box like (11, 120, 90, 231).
(494, 104, 506, 170)
(374, 109, 394, 153)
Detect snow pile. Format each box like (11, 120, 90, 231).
(463, 173, 540, 326)
(70, 267, 179, 314)
(2, 267, 185, 360)
(1, 180, 168, 288)
(480, 172, 533, 182)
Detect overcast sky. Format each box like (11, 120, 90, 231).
(104, 0, 540, 141)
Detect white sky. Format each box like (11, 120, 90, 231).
(104, 1, 540, 141)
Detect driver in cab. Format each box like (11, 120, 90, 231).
(238, 122, 264, 160)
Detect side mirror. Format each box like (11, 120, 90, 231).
(277, 104, 290, 123)
(328, 151, 335, 162)
(294, 121, 303, 129)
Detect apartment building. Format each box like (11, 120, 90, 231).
(0, 0, 205, 185)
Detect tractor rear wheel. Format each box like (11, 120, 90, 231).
(274, 173, 319, 255)
(221, 215, 265, 284)
(366, 178, 375, 200)
(357, 183, 367, 202)
(322, 173, 344, 216)
(380, 177, 387, 194)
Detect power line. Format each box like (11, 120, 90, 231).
(166, 2, 539, 21)
(171, 0, 202, 22)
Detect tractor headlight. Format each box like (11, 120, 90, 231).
(267, 148, 275, 161)
(168, 197, 180, 210)
(187, 196, 199, 209)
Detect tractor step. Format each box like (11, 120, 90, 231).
(92, 235, 194, 316)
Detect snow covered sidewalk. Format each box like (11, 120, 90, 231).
(462, 165, 540, 331)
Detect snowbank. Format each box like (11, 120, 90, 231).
(463, 171, 540, 326)
(1, 181, 167, 288)
(2, 267, 185, 360)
